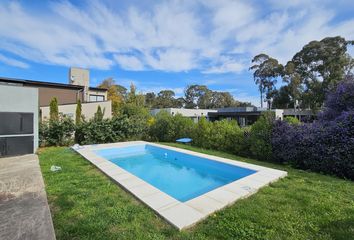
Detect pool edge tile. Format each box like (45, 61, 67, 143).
(73, 141, 288, 231)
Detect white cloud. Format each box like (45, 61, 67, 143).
(0, 53, 29, 68)
(0, 0, 353, 73)
(203, 56, 247, 74)
(114, 54, 145, 71)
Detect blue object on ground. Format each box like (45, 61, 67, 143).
(176, 138, 192, 143)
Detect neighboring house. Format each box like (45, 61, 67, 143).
(150, 108, 218, 123)
(0, 67, 111, 120)
(151, 107, 316, 127)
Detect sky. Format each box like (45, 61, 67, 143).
(0, 0, 354, 106)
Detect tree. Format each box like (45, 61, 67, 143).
(75, 99, 82, 125)
(126, 83, 145, 107)
(145, 92, 156, 108)
(280, 61, 303, 114)
(184, 85, 211, 109)
(250, 54, 283, 108)
(49, 97, 59, 121)
(272, 86, 293, 109)
(98, 78, 124, 116)
(290, 36, 354, 109)
(155, 90, 176, 108)
(94, 105, 104, 121)
(209, 92, 235, 108)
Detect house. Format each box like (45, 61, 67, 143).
(151, 107, 316, 127)
(150, 108, 217, 123)
(0, 67, 111, 120)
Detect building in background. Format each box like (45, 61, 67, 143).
(151, 107, 316, 127)
(150, 108, 218, 123)
(0, 67, 111, 120)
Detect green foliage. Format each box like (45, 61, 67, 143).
(76, 114, 149, 145)
(250, 54, 283, 108)
(49, 97, 59, 121)
(284, 116, 300, 125)
(208, 120, 244, 153)
(75, 100, 82, 125)
(249, 111, 274, 161)
(94, 105, 104, 121)
(39, 115, 75, 146)
(149, 111, 194, 142)
(76, 119, 115, 144)
(192, 117, 212, 148)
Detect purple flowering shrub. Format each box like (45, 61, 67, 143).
(272, 77, 354, 180)
(272, 112, 354, 179)
(320, 75, 354, 120)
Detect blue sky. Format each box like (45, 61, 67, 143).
(0, 0, 354, 106)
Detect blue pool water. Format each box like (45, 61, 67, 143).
(95, 144, 256, 202)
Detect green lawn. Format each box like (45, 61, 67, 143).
(38, 143, 354, 240)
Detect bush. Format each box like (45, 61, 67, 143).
(76, 114, 149, 145)
(272, 112, 354, 179)
(320, 75, 354, 120)
(208, 120, 244, 153)
(249, 112, 274, 161)
(76, 119, 115, 145)
(149, 111, 194, 142)
(39, 115, 75, 146)
(284, 116, 300, 125)
(192, 117, 212, 148)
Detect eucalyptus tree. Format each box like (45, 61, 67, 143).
(250, 54, 283, 108)
(289, 36, 354, 109)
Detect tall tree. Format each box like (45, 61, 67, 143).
(184, 85, 211, 109)
(94, 105, 104, 121)
(155, 90, 176, 108)
(290, 36, 354, 109)
(49, 97, 59, 121)
(250, 54, 283, 108)
(145, 92, 156, 108)
(75, 99, 82, 125)
(272, 86, 293, 109)
(209, 92, 235, 108)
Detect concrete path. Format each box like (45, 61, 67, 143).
(0, 154, 56, 240)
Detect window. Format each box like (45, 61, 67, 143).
(89, 94, 105, 102)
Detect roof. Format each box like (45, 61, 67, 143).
(0, 76, 107, 91)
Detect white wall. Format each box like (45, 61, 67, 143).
(0, 85, 39, 152)
(41, 100, 112, 121)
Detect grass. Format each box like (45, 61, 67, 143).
(38, 143, 354, 240)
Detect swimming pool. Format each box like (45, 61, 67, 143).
(95, 144, 257, 202)
(75, 141, 287, 230)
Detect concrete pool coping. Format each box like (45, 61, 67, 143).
(74, 141, 287, 230)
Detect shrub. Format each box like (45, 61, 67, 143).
(39, 115, 75, 146)
(272, 112, 354, 179)
(284, 116, 300, 125)
(192, 117, 212, 148)
(149, 111, 194, 142)
(208, 120, 244, 153)
(249, 111, 274, 161)
(75, 114, 149, 145)
(320, 75, 354, 120)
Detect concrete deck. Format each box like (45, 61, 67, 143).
(0, 154, 56, 240)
